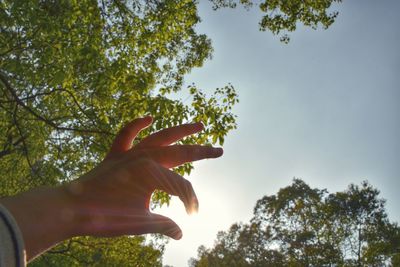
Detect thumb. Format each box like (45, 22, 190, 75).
(144, 213, 182, 240)
(107, 116, 153, 158)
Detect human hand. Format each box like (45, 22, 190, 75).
(65, 117, 223, 240)
(0, 117, 222, 261)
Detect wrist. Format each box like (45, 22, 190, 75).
(0, 186, 78, 260)
(59, 182, 89, 236)
(61, 180, 107, 237)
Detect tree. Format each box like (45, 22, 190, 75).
(30, 236, 163, 267)
(190, 179, 400, 266)
(210, 0, 343, 43)
(0, 0, 342, 265)
(1, 0, 238, 264)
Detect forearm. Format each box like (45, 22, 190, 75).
(0, 186, 76, 261)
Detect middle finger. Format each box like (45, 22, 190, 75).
(135, 145, 223, 168)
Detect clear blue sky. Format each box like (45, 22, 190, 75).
(157, 1, 400, 266)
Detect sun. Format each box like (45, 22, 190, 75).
(154, 196, 198, 237)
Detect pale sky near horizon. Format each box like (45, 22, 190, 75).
(156, 1, 400, 266)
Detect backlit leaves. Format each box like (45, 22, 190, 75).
(0, 0, 238, 264)
(210, 0, 343, 43)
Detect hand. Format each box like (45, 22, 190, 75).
(0, 117, 223, 261)
(65, 116, 222, 239)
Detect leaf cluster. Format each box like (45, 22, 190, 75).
(210, 0, 342, 43)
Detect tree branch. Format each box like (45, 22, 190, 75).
(0, 71, 112, 136)
(11, 104, 34, 172)
(0, 89, 59, 104)
(0, 136, 25, 159)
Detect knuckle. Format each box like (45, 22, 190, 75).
(119, 124, 133, 135)
(163, 130, 174, 140)
(139, 156, 156, 169)
(194, 146, 202, 156)
(119, 119, 140, 134)
(182, 146, 192, 158)
(132, 149, 149, 160)
(189, 146, 201, 159)
(128, 150, 157, 169)
(184, 179, 193, 190)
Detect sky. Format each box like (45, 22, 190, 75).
(156, 1, 400, 266)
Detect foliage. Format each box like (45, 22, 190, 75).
(30, 236, 163, 266)
(210, 0, 343, 43)
(0, 0, 238, 264)
(0, 0, 238, 197)
(190, 179, 400, 266)
(0, 0, 342, 265)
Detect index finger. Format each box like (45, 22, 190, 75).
(137, 145, 223, 168)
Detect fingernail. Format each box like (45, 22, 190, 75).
(214, 147, 223, 156)
(143, 116, 153, 122)
(185, 204, 190, 214)
(165, 227, 182, 240)
(195, 122, 204, 130)
(172, 228, 183, 240)
(176, 231, 183, 240)
(194, 198, 199, 213)
(188, 196, 199, 214)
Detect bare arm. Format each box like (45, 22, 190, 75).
(0, 117, 223, 261)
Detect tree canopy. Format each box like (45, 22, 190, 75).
(1, 0, 342, 265)
(210, 0, 343, 43)
(30, 236, 163, 267)
(190, 179, 400, 266)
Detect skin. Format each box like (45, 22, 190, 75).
(0, 116, 223, 261)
